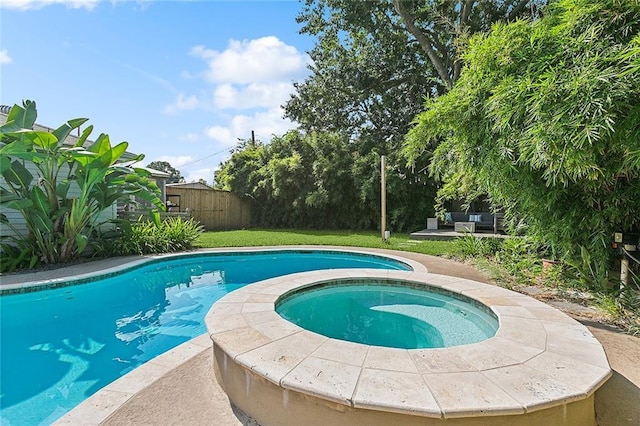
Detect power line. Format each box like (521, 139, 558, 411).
(179, 131, 258, 168)
(179, 146, 231, 168)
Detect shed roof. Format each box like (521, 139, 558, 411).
(166, 182, 214, 190)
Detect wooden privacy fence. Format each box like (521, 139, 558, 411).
(165, 187, 251, 230)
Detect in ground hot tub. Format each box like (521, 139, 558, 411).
(206, 269, 611, 426)
(276, 281, 498, 349)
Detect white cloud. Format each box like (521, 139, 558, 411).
(179, 133, 200, 143)
(0, 0, 100, 10)
(185, 167, 215, 184)
(147, 155, 214, 184)
(205, 107, 294, 146)
(0, 49, 12, 64)
(213, 82, 294, 110)
(170, 36, 306, 144)
(164, 93, 198, 115)
(190, 36, 309, 84)
(151, 155, 194, 168)
(205, 126, 233, 146)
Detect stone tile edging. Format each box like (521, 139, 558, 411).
(206, 269, 612, 419)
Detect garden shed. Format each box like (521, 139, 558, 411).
(165, 183, 251, 230)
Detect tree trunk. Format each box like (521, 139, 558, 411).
(393, 0, 453, 89)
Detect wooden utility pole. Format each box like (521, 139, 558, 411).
(381, 155, 387, 242)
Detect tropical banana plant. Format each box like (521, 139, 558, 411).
(0, 100, 164, 270)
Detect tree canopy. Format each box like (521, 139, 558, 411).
(147, 160, 184, 184)
(404, 0, 640, 266)
(215, 130, 436, 231)
(278, 1, 545, 234)
(285, 0, 545, 143)
(216, 2, 548, 233)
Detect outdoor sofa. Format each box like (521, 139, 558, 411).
(442, 212, 499, 231)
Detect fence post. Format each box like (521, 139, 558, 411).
(381, 155, 387, 243)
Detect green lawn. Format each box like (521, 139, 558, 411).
(196, 228, 459, 257)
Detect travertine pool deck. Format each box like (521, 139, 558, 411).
(207, 269, 611, 425)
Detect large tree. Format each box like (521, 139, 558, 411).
(404, 0, 640, 272)
(283, 1, 544, 231)
(217, 2, 547, 232)
(146, 161, 184, 184)
(285, 0, 545, 139)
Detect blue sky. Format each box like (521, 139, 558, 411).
(0, 0, 313, 182)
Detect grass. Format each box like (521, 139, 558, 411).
(196, 228, 459, 257)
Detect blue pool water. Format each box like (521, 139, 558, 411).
(0, 250, 409, 425)
(277, 281, 498, 349)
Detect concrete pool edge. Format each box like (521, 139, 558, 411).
(54, 333, 213, 425)
(207, 270, 612, 425)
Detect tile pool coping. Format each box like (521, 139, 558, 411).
(206, 269, 612, 420)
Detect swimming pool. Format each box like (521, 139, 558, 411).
(0, 250, 411, 425)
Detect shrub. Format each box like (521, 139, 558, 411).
(563, 246, 620, 293)
(494, 237, 542, 282)
(455, 234, 503, 260)
(100, 217, 203, 256)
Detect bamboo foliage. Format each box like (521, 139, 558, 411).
(405, 0, 640, 269)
